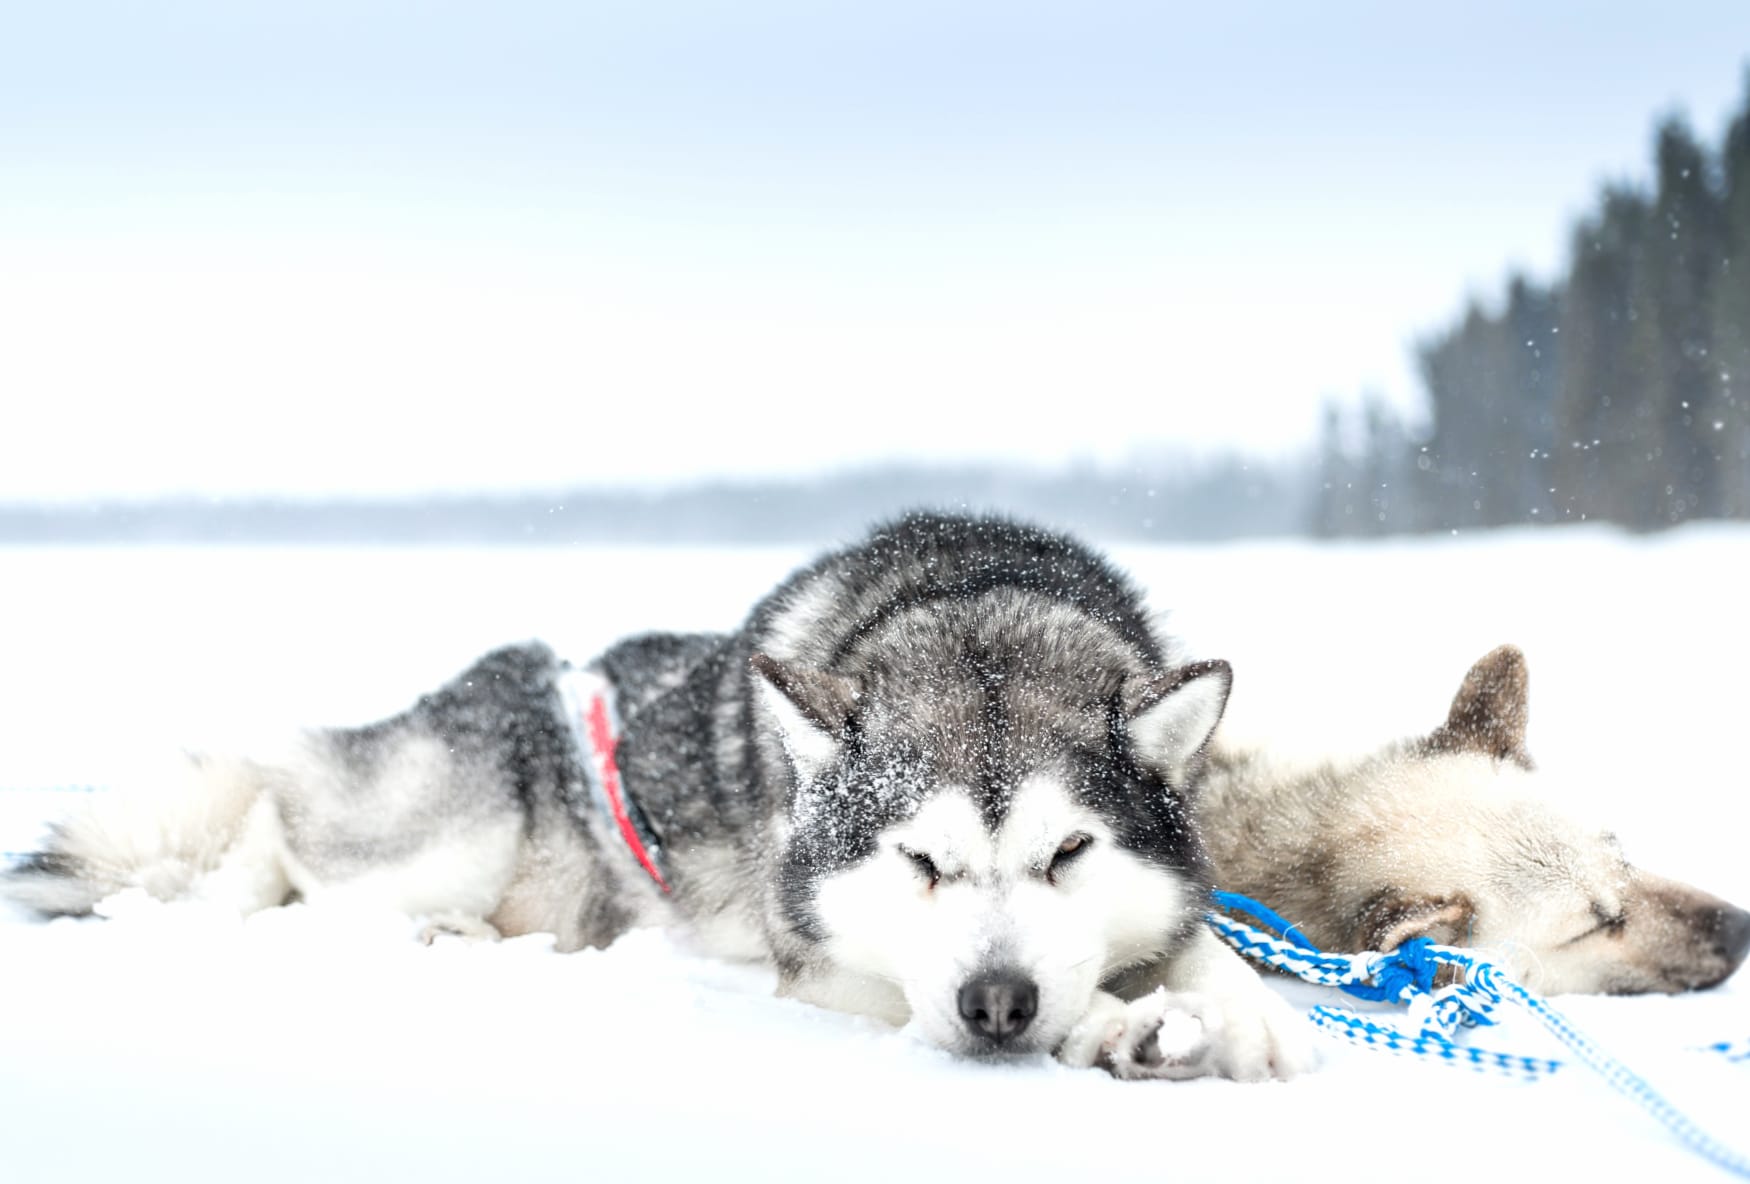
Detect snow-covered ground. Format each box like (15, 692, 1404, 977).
(2, 527, 1746, 1182)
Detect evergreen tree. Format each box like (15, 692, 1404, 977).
(1639, 117, 1725, 522)
(1713, 72, 1750, 517)
(1501, 278, 1563, 523)
(1553, 187, 1658, 527)
(1417, 277, 1560, 528)
(1358, 394, 1418, 534)
(1321, 81, 1750, 536)
(1417, 301, 1498, 529)
(1310, 401, 1357, 537)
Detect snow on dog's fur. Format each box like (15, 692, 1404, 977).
(2, 513, 1313, 1081)
(1198, 645, 1750, 994)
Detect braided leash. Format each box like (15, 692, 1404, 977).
(1209, 891, 1750, 1180)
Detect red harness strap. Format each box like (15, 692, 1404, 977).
(562, 667, 671, 895)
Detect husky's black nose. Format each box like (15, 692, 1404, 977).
(958, 972, 1038, 1045)
(1715, 904, 1750, 972)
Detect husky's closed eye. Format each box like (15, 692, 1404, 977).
(899, 832, 1092, 894)
(1045, 834, 1091, 884)
(899, 847, 941, 889)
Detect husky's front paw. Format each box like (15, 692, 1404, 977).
(1059, 987, 1314, 1082)
(1058, 989, 1217, 1079)
(1194, 985, 1316, 1081)
(1056, 990, 1127, 1069)
(1104, 990, 1222, 1080)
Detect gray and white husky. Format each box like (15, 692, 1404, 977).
(2, 512, 1312, 1081)
(1198, 645, 1750, 995)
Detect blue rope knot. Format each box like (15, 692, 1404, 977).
(1348, 936, 1442, 1002)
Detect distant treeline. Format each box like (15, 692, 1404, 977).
(0, 457, 1309, 546)
(13, 81, 1750, 547)
(1315, 73, 1750, 536)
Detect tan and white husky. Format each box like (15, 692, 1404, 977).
(1198, 645, 1750, 995)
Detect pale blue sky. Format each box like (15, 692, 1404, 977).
(4, 2, 1748, 500)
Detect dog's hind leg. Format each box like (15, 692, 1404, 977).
(417, 913, 504, 945)
(190, 790, 291, 914)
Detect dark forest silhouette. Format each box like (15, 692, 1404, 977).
(1314, 72, 1750, 536)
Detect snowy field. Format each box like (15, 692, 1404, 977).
(2, 527, 1747, 1182)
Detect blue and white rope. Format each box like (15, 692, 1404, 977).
(1209, 891, 1750, 1180)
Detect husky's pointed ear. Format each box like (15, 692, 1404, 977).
(749, 653, 860, 778)
(1351, 893, 1476, 953)
(1429, 644, 1531, 765)
(1125, 659, 1232, 788)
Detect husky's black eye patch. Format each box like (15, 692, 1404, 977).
(1047, 833, 1093, 885)
(900, 846, 941, 889)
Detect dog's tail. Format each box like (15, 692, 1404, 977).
(1, 753, 279, 917)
